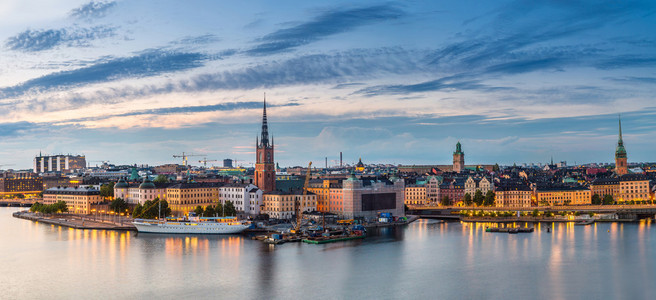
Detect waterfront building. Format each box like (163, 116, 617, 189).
(453, 142, 465, 173)
(114, 177, 168, 205)
(219, 184, 263, 215)
(615, 117, 628, 176)
(43, 186, 102, 214)
(535, 186, 591, 206)
(262, 190, 317, 220)
(439, 178, 465, 205)
(254, 98, 276, 193)
(307, 178, 343, 212)
(618, 174, 650, 202)
(426, 175, 443, 205)
(464, 176, 494, 196)
(306, 174, 405, 219)
(404, 184, 427, 205)
(166, 182, 221, 216)
(590, 178, 620, 200)
(495, 184, 532, 208)
(33, 154, 86, 173)
(0, 172, 43, 198)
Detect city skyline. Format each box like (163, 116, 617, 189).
(1, 0, 655, 169)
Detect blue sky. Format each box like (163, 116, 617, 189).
(0, 0, 655, 169)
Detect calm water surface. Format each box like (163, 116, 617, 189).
(1, 207, 654, 299)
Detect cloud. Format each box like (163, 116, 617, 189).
(0, 49, 208, 99)
(5, 25, 118, 52)
(60, 101, 300, 123)
(354, 75, 511, 96)
(19, 47, 423, 104)
(246, 5, 404, 55)
(69, 1, 117, 20)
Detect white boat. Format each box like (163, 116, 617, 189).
(133, 216, 250, 234)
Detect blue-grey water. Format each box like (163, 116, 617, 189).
(1, 207, 654, 299)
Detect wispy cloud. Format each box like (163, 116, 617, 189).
(0, 49, 208, 98)
(69, 1, 117, 20)
(246, 5, 404, 55)
(5, 25, 118, 52)
(354, 75, 511, 96)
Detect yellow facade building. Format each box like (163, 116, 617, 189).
(166, 183, 220, 216)
(43, 186, 102, 214)
(262, 191, 317, 220)
(404, 185, 427, 205)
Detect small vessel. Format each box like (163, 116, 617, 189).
(574, 219, 594, 226)
(133, 216, 250, 234)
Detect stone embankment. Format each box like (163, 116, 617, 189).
(13, 211, 136, 231)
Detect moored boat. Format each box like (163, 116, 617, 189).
(133, 216, 250, 234)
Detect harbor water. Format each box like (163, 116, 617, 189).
(1, 207, 654, 299)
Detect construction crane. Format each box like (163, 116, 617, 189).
(198, 158, 219, 167)
(172, 152, 205, 167)
(294, 161, 312, 233)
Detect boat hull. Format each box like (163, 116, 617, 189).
(133, 221, 249, 234)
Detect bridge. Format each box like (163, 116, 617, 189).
(0, 199, 37, 207)
(408, 205, 656, 221)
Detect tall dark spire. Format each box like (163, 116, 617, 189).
(618, 115, 623, 145)
(260, 93, 270, 148)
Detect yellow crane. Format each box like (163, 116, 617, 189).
(293, 161, 312, 233)
(173, 152, 205, 166)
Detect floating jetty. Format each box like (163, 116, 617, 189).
(485, 227, 534, 233)
(302, 234, 365, 244)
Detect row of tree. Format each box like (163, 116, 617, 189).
(109, 198, 129, 213)
(30, 201, 68, 214)
(459, 190, 496, 206)
(193, 201, 237, 217)
(132, 198, 172, 219)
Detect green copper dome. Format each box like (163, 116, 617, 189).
(114, 177, 128, 188)
(139, 175, 156, 189)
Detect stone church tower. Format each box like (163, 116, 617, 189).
(255, 97, 276, 192)
(615, 117, 628, 176)
(453, 141, 465, 173)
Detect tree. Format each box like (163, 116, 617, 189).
(484, 191, 495, 206)
(564, 200, 571, 206)
(493, 163, 500, 172)
(473, 190, 484, 206)
(591, 194, 602, 205)
(216, 202, 224, 217)
(440, 196, 451, 206)
(16, 193, 25, 199)
(138, 198, 172, 219)
(464, 193, 473, 206)
(224, 200, 237, 216)
(204, 205, 216, 217)
(100, 182, 115, 199)
(603, 194, 614, 205)
(532, 209, 539, 217)
(153, 175, 169, 184)
(109, 198, 128, 213)
(132, 203, 143, 218)
(30, 202, 42, 213)
(194, 205, 205, 216)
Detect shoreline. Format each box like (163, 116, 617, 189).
(12, 211, 137, 231)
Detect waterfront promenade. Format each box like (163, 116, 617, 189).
(13, 211, 136, 231)
(409, 205, 656, 221)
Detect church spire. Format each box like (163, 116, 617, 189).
(618, 115, 623, 145)
(260, 93, 270, 148)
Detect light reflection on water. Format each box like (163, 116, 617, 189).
(1, 208, 654, 299)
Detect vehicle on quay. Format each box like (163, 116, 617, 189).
(132, 215, 250, 234)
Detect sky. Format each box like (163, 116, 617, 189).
(0, 0, 655, 169)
